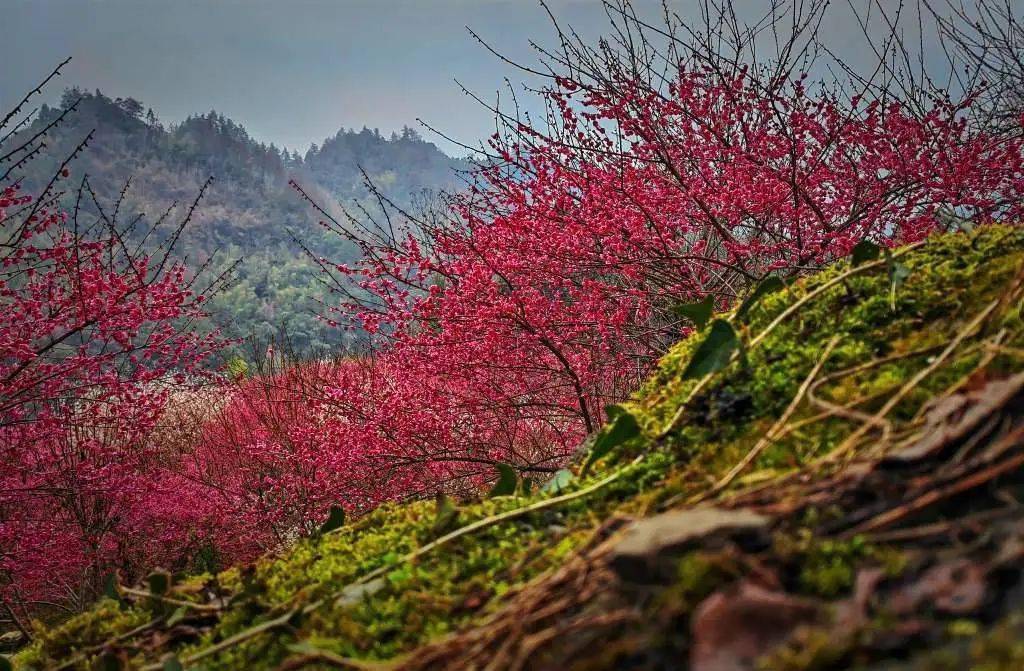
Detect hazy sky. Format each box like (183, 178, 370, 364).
(3, 1, 1017, 155)
(2, 0, 631, 153)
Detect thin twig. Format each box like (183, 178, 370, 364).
(910, 329, 1009, 422)
(843, 433, 1024, 537)
(141, 460, 638, 669)
(347, 459, 639, 589)
(694, 334, 840, 502)
(658, 244, 923, 439)
(56, 618, 164, 671)
(276, 648, 391, 670)
(821, 299, 999, 464)
(120, 586, 222, 612)
(142, 608, 304, 671)
(862, 502, 1022, 543)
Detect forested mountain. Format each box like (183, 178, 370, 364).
(305, 124, 463, 201)
(18, 88, 466, 354)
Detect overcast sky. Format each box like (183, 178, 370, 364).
(1, 0, 622, 153)
(3, 1, 1018, 155)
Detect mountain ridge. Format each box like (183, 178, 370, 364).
(18, 88, 468, 353)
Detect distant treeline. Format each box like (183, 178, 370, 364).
(17, 88, 467, 355)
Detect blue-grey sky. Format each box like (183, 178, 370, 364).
(2, 0, 632, 153)
(2, 1, 1013, 154)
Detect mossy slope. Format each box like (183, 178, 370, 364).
(16, 225, 1024, 670)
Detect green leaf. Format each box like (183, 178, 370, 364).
(103, 572, 122, 603)
(736, 276, 785, 321)
(288, 641, 316, 654)
(582, 406, 640, 475)
(851, 239, 881, 265)
(431, 494, 459, 535)
(319, 505, 346, 534)
(892, 263, 911, 287)
(884, 248, 912, 311)
(682, 319, 739, 379)
(488, 463, 518, 497)
(98, 653, 124, 671)
(162, 655, 184, 671)
(147, 570, 170, 596)
(542, 469, 574, 494)
(286, 642, 353, 666)
(0, 656, 12, 671)
(672, 294, 715, 329)
(166, 606, 188, 627)
(288, 641, 324, 657)
(604, 404, 628, 421)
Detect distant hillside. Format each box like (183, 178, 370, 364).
(17, 88, 467, 354)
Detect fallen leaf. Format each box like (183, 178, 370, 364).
(691, 582, 821, 671)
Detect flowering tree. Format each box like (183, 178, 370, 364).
(116, 0, 1024, 564)
(284, 0, 1024, 497)
(0, 65, 226, 621)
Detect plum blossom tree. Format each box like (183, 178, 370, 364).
(286, 0, 1024, 497)
(123, 0, 1024, 568)
(0, 64, 227, 622)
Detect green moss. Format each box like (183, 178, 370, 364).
(897, 612, 1024, 671)
(14, 600, 149, 670)
(20, 225, 1024, 670)
(772, 531, 890, 599)
(759, 627, 851, 671)
(965, 619, 1024, 671)
(669, 551, 741, 608)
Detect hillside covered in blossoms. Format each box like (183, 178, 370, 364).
(5, 1, 1024, 669)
